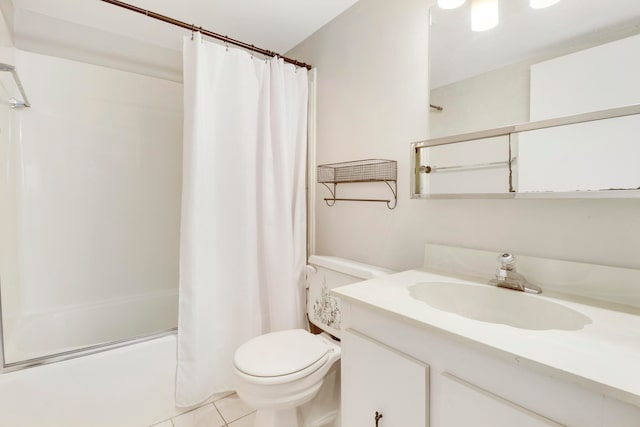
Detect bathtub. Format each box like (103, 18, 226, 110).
(0, 333, 187, 427)
(2, 288, 178, 365)
(0, 289, 187, 426)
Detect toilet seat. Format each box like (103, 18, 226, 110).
(234, 329, 334, 385)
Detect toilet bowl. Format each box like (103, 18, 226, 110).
(233, 256, 393, 427)
(234, 330, 341, 426)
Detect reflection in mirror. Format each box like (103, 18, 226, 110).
(516, 28, 640, 193)
(428, 0, 640, 138)
(516, 115, 640, 193)
(415, 136, 513, 197)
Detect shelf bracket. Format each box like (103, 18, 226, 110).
(321, 183, 337, 207)
(321, 180, 397, 210)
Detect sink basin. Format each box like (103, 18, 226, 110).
(409, 282, 591, 331)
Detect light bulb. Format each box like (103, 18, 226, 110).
(471, 0, 499, 32)
(438, 0, 467, 9)
(530, 0, 560, 9)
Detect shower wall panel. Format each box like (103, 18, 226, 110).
(0, 32, 20, 327)
(4, 49, 182, 325)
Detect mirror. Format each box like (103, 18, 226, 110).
(429, 0, 640, 137)
(416, 0, 640, 197)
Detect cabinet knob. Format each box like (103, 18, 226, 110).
(375, 411, 383, 426)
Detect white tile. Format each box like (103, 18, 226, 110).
(228, 412, 256, 427)
(172, 404, 225, 427)
(151, 421, 173, 427)
(214, 394, 255, 423)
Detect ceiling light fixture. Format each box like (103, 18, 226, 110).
(471, 0, 499, 32)
(530, 0, 560, 9)
(437, 0, 467, 9)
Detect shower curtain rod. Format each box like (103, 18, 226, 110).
(100, 0, 313, 70)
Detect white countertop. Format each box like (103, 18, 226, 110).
(332, 269, 640, 407)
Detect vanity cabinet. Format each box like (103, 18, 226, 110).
(341, 329, 429, 427)
(340, 303, 640, 427)
(439, 372, 561, 426)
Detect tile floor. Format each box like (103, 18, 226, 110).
(151, 392, 256, 427)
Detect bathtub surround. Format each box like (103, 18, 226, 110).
(3, 288, 178, 363)
(177, 33, 308, 406)
(0, 47, 183, 366)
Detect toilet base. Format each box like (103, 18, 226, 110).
(246, 365, 341, 427)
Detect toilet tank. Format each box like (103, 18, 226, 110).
(306, 255, 393, 339)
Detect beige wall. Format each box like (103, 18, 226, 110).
(288, 0, 640, 273)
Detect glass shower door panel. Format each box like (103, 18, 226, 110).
(1, 50, 183, 366)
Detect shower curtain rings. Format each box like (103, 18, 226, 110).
(199, 27, 203, 43)
(190, 24, 195, 40)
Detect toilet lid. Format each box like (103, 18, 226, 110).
(234, 329, 330, 377)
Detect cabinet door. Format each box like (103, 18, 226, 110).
(342, 329, 429, 427)
(439, 372, 564, 427)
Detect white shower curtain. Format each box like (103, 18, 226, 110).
(176, 33, 309, 407)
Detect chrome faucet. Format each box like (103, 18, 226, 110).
(489, 253, 542, 294)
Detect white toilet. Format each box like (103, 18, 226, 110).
(233, 255, 393, 427)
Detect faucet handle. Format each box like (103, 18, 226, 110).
(498, 253, 516, 269)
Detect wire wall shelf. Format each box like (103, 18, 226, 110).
(317, 159, 397, 209)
